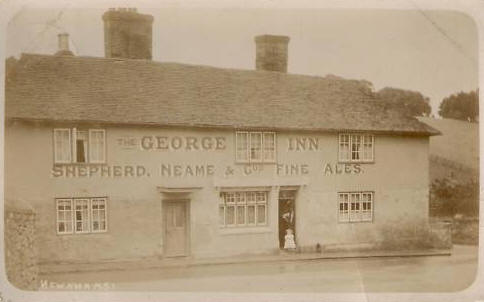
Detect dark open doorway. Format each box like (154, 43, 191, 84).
(278, 190, 296, 249)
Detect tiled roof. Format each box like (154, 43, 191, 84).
(6, 53, 439, 136)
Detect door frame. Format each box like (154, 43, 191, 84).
(278, 189, 297, 249)
(162, 198, 191, 257)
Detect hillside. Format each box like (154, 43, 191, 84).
(418, 117, 479, 183)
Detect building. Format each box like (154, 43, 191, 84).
(5, 8, 443, 266)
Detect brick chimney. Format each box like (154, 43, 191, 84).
(102, 8, 154, 60)
(55, 33, 74, 56)
(255, 35, 290, 73)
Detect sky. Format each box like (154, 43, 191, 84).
(6, 7, 478, 115)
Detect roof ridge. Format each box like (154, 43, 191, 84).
(18, 52, 369, 84)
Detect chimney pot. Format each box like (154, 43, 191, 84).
(254, 34, 290, 73)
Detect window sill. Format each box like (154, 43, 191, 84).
(218, 226, 272, 235)
(54, 163, 107, 166)
(337, 220, 373, 224)
(56, 231, 108, 236)
(234, 162, 277, 165)
(337, 161, 375, 164)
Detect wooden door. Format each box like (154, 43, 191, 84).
(163, 201, 188, 257)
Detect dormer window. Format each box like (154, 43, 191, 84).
(236, 131, 276, 163)
(54, 128, 106, 164)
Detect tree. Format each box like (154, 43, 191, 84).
(376, 87, 431, 117)
(438, 90, 479, 122)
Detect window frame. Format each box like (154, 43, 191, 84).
(235, 131, 276, 164)
(56, 198, 74, 235)
(56, 197, 108, 235)
(53, 128, 106, 164)
(338, 191, 374, 223)
(338, 133, 374, 163)
(91, 197, 108, 233)
(88, 129, 106, 164)
(235, 131, 250, 163)
(53, 128, 72, 164)
(219, 191, 268, 228)
(74, 198, 91, 234)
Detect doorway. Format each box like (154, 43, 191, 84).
(278, 190, 296, 249)
(163, 200, 189, 257)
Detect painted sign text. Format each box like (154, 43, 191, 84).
(323, 163, 362, 175)
(141, 136, 226, 151)
(52, 165, 149, 177)
(287, 137, 319, 151)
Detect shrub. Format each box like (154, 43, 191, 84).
(430, 178, 479, 218)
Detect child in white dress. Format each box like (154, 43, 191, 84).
(284, 228, 296, 250)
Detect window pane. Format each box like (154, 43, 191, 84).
(91, 198, 107, 232)
(236, 132, 249, 162)
(65, 221, 72, 233)
(58, 222, 65, 233)
(235, 192, 245, 203)
(350, 193, 359, 221)
(256, 192, 266, 203)
(92, 216, 99, 231)
(362, 135, 373, 161)
(57, 199, 70, 209)
(75, 199, 90, 232)
(225, 192, 235, 204)
(54, 129, 71, 163)
(236, 206, 245, 225)
(250, 132, 262, 161)
(57, 199, 73, 234)
(226, 206, 235, 225)
(339, 134, 350, 161)
(257, 205, 266, 224)
(351, 135, 361, 160)
(247, 205, 256, 224)
(247, 192, 256, 203)
(89, 130, 105, 163)
(263, 132, 275, 162)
